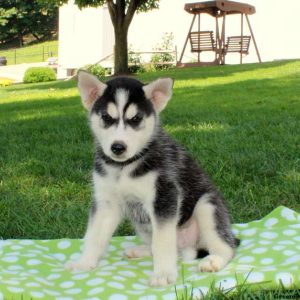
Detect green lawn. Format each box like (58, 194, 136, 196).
(0, 61, 300, 240)
(0, 40, 58, 65)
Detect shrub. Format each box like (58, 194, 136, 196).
(23, 67, 56, 83)
(128, 47, 145, 74)
(151, 32, 175, 71)
(83, 64, 106, 79)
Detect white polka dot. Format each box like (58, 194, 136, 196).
(281, 208, 297, 221)
(293, 236, 300, 242)
(283, 250, 296, 256)
(19, 240, 34, 245)
(7, 286, 24, 293)
(261, 266, 277, 271)
(107, 281, 125, 289)
(260, 231, 278, 239)
(44, 289, 61, 296)
(87, 287, 104, 295)
(121, 241, 137, 249)
(118, 270, 137, 277)
(138, 261, 152, 266)
(132, 283, 148, 290)
(7, 265, 23, 271)
(53, 253, 66, 261)
(113, 261, 130, 266)
(162, 293, 177, 300)
(245, 272, 265, 283)
(283, 255, 300, 265)
(259, 240, 272, 245)
(238, 256, 255, 263)
(215, 277, 237, 290)
(0, 291, 3, 300)
(96, 271, 112, 277)
(72, 273, 90, 280)
(27, 259, 42, 265)
(2, 256, 18, 263)
(112, 275, 126, 281)
(4, 280, 20, 285)
(139, 295, 157, 300)
(264, 218, 279, 227)
(70, 252, 81, 260)
(30, 291, 44, 298)
(57, 240, 71, 249)
(28, 269, 39, 274)
(275, 272, 294, 287)
(279, 240, 295, 245)
(87, 278, 104, 286)
(47, 274, 61, 280)
(56, 297, 73, 300)
(10, 245, 23, 250)
(65, 288, 82, 295)
(252, 247, 267, 254)
(283, 229, 297, 236)
(260, 258, 274, 265)
(60, 281, 75, 288)
(108, 245, 117, 251)
(241, 228, 257, 236)
(26, 282, 40, 287)
(272, 245, 285, 251)
(109, 294, 128, 300)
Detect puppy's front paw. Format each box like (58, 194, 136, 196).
(125, 245, 151, 259)
(65, 258, 97, 272)
(149, 271, 177, 287)
(198, 255, 226, 272)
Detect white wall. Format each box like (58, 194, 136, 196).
(58, 0, 300, 73)
(58, 0, 114, 76)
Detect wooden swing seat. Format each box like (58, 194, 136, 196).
(189, 31, 216, 53)
(225, 35, 251, 54)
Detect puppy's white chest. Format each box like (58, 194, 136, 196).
(93, 166, 157, 204)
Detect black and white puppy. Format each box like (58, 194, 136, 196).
(65, 71, 239, 287)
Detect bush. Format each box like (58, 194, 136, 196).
(23, 67, 56, 83)
(83, 64, 106, 79)
(151, 32, 175, 71)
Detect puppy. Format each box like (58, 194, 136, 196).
(65, 71, 239, 287)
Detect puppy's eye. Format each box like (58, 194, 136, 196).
(101, 113, 114, 125)
(128, 114, 143, 126)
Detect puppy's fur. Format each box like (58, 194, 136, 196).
(65, 71, 239, 287)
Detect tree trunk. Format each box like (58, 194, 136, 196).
(114, 24, 128, 75)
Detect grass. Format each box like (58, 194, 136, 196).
(0, 60, 300, 239)
(0, 40, 58, 65)
(0, 60, 300, 299)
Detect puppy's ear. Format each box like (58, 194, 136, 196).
(143, 78, 174, 113)
(77, 70, 107, 110)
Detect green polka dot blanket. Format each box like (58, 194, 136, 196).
(0, 206, 299, 300)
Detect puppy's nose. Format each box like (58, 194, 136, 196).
(111, 142, 127, 155)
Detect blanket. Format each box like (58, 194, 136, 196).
(0, 206, 299, 300)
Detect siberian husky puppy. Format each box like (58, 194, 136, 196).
(65, 71, 239, 287)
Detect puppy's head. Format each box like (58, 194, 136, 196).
(78, 71, 173, 162)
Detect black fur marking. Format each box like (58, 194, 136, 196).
(154, 176, 178, 220)
(126, 201, 151, 225)
(94, 159, 106, 176)
(197, 249, 209, 259)
(97, 146, 149, 168)
(91, 77, 154, 117)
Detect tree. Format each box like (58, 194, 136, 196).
(68, 0, 160, 74)
(0, 0, 58, 46)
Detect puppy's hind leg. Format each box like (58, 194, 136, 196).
(194, 193, 237, 273)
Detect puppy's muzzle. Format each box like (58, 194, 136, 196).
(111, 142, 127, 156)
